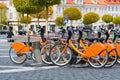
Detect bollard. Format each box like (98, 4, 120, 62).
(32, 41, 42, 64)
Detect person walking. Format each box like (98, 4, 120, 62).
(7, 26, 14, 42)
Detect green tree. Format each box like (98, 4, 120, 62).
(13, 0, 44, 35)
(63, 7, 82, 26)
(112, 16, 120, 27)
(83, 12, 100, 25)
(30, 0, 61, 36)
(0, 4, 7, 25)
(31, 6, 53, 26)
(102, 14, 113, 23)
(0, 9, 7, 25)
(55, 16, 65, 27)
(20, 15, 32, 24)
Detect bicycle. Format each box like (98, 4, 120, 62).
(91, 30, 118, 68)
(112, 30, 120, 64)
(50, 28, 109, 68)
(9, 28, 59, 64)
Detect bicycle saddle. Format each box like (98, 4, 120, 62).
(51, 38, 59, 41)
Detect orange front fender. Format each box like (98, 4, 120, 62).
(114, 44, 120, 56)
(10, 42, 30, 53)
(84, 43, 106, 58)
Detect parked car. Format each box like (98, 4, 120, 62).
(0, 30, 8, 35)
(18, 29, 26, 35)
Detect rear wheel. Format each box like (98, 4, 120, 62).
(41, 44, 53, 65)
(88, 49, 108, 68)
(50, 44, 72, 66)
(9, 47, 27, 64)
(105, 49, 118, 67)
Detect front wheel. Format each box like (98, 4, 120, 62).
(88, 49, 109, 69)
(105, 49, 118, 68)
(41, 44, 53, 65)
(9, 47, 27, 64)
(50, 44, 72, 66)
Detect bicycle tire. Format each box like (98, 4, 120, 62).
(105, 49, 118, 67)
(88, 49, 109, 68)
(50, 44, 73, 66)
(9, 47, 27, 64)
(41, 44, 53, 65)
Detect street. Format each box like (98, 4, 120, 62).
(0, 35, 120, 80)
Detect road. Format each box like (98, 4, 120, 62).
(0, 35, 120, 80)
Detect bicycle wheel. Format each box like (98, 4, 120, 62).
(105, 49, 118, 67)
(50, 44, 72, 66)
(9, 47, 27, 64)
(117, 54, 120, 64)
(88, 49, 108, 68)
(41, 44, 53, 65)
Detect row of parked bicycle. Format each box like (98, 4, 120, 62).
(8, 27, 120, 69)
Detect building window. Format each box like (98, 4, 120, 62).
(112, 7, 114, 11)
(93, 0, 97, 4)
(80, 0, 83, 4)
(62, 0, 65, 4)
(9, 13, 13, 19)
(116, 6, 118, 11)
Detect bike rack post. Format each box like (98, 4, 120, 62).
(32, 41, 42, 64)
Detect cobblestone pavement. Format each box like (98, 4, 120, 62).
(0, 35, 120, 80)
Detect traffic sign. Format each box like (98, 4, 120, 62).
(64, 18, 68, 24)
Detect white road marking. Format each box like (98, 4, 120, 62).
(0, 65, 59, 73)
(0, 49, 9, 51)
(0, 56, 9, 58)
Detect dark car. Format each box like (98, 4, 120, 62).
(18, 29, 26, 35)
(0, 30, 8, 35)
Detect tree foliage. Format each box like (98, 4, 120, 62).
(20, 16, 32, 24)
(112, 16, 120, 24)
(55, 16, 65, 27)
(0, 3, 7, 9)
(30, 0, 61, 7)
(32, 6, 53, 19)
(83, 12, 100, 25)
(102, 14, 113, 23)
(13, 0, 44, 14)
(63, 7, 82, 21)
(0, 9, 7, 25)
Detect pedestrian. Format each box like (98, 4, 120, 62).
(7, 27, 14, 42)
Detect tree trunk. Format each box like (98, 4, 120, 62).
(71, 20, 73, 26)
(26, 14, 29, 36)
(0, 8, 2, 24)
(45, 6, 48, 37)
(38, 17, 39, 27)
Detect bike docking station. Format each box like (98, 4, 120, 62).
(25, 35, 47, 67)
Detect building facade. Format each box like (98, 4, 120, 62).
(53, 0, 120, 27)
(1, 0, 120, 32)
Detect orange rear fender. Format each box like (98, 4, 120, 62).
(10, 42, 30, 53)
(104, 43, 115, 52)
(84, 43, 106, 58)
(115, 44, 120, 56)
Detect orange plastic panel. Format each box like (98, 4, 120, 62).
(10, 42, 30, 53)
(84, 43, 106, 58)
(104, 43, 115, 52)
(115, 44, 120, 56)
(104, 43, 115, 56)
